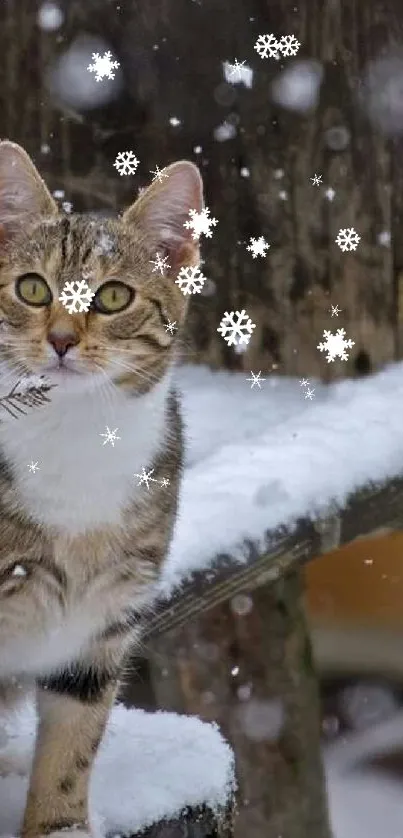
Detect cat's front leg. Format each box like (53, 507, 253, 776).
(21, 644, 121, 838)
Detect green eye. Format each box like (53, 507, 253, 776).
(15, 274, 52, 307)
(92, 281, 134, 314)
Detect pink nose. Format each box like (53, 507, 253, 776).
(47, 331, 79, 358)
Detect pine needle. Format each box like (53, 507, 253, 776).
(0, 377, 57, 420)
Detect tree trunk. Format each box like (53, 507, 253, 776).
(148, 570, 331, 838)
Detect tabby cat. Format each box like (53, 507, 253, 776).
(0, 141, 203, 837)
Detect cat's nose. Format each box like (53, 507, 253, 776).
(47, 330, 79, 358)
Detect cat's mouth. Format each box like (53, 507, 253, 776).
(41, 360, 82, 377)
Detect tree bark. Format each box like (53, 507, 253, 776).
(148, 570, 331, 838)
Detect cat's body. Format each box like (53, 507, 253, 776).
(0, 141, 203, 838)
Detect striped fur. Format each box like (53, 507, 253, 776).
(0, 141, 203, 837)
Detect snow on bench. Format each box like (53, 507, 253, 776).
(148, 362, 403, 636)
(0, 701, 236, 837)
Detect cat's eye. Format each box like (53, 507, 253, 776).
(92, 281, 134, 314)
(15, 274, 52, 307)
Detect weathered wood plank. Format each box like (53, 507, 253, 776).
(145, 475, 403, 641)
(149, 570, 332, 838)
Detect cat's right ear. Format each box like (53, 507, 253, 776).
(0, 141, 57, 241)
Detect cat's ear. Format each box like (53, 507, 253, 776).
(123, 161, 204, 270)
(0, 141, 58, 241)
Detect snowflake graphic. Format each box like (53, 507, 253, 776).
(100, 426, 121, 447)
(317, 329, 355, 363)
(246, 236, 270, 258)
(278, 34, 301, 57)
(254, 34, 280, 60)
(330, 305, 342, 317)
(59, 280, 95, 314)
(227, 59, 246, 79)
(217, 310, 256, 347)
(246, 371, 266, 389)
(310, 174, 322, 186)
(27, 461, 40, 474)
(304, 387, 315, 400)
(164, 320, 177, 334)
(113, 151, 139, 176)
(150, 165, 169, 183)
(184, 207, 218, 240)
(134, 468, 170, 491)
(150, 253, 171, 275)
(299, 378, 309, 388)
(175, 266, 206, 296)
(87, 51, 120, 82)
(335, 227, 361, 252)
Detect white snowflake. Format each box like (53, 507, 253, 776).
(99, 426, 121, 447)
(175, 266, 206, 295)
(278, 34, 301, 57)
(246, 236, 270, 258)
(184, 207, 218, 240)
(330, 305, 342, 317)
(113, 151, 139, 176)
(164, 320, 177, 334)
(304, 387, 315, 400)
(27, 461, 40, 474)
(310, 174, 322, 186)
(87, 51, 120, 82)
(299, 378, 309, 388)
(246, 371, 266, 389)
(150, 165, 169, 183)
(335, 227, 361, 252)
(59, 280, 95, 314)
(159, 477, 170, 488)
(254, 34, 281, 60)
(317, 328, 355, 363)
(150, 253, 171, 275)
(134, 467, 156, 490)
(227, 59, 246, 79)
(217, 310, 256, 347)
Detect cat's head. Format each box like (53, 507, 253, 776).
(0, 141, 203, 395)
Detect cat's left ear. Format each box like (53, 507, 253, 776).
(0, 141, 58, 241)
(122, 161, 204, 270)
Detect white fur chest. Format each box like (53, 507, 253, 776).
(0, 373, 170, 534)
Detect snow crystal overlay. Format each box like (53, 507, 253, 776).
(150, 253, 171, 275)
(59, 280, 95, 313)
(246, 236, 270, 258)
(310, 173, 322, 186)
(217, 310, 256, 347)
(134, 467, 170, 490)
(317, 329, 356, 363)
(99, 426, 121, 447)
(184, 207, 218, 240)
(246, 371, 266, 389)
(254, 33, 300, 59)
(113, 151, 139, 176)
(27, 461, 40, 474)
(87, 51, 120, 81)
(175, 266, 206, 295)
(335, 227, 361, 252)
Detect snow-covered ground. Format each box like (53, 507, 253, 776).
(162, 362, 403, 595)
(0, 701, 235, 836)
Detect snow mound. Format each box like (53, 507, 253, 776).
(162, 362, 403, 594)
(0, 701, 235, 836)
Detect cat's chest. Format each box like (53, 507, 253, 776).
(0, 378, 169, 532)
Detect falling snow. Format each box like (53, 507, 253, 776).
(335, 227, 361, 252)
(59, 280, 95, 314)
(317, 328, 355, 362)
(184, 207, 218, 240)
(100, 426, 121, 447)
(113, 151, 139, 176)
(246, 236, 270, 258)
(175, 266, 206, 295)
(150, 253, 171, 275)
(87, 51, 120, 82)
(246, 372, 266, 389)
(217, 310, 256, 348)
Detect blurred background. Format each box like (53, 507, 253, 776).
(5, 1, 403, 836)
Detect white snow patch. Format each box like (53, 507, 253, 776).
(0, 701, 235, 836)
(162, 362, 403, 594)
(37, 2, 64, 31)
(213, 121, 237, 142)
(271, 60, 324, 112)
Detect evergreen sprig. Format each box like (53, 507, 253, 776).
(0, 377, 56, 420)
